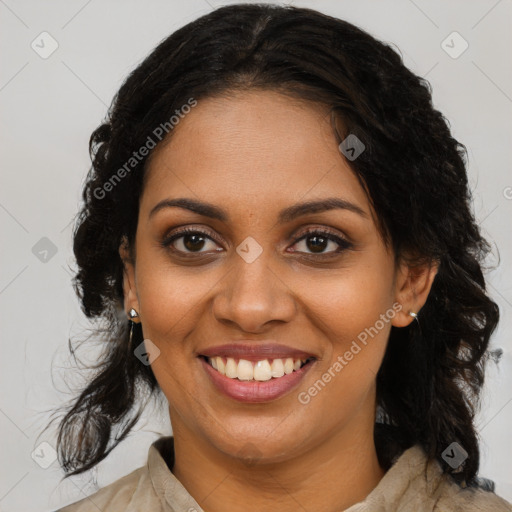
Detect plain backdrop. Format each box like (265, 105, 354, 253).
(0, 1, 511, 510)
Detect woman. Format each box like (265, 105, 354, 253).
(55, 3, 512, 511)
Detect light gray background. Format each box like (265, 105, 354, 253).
(1, 0, 511, 510)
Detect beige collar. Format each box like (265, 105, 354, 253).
(146, 437, 450, 512)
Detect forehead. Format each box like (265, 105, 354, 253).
(141, 90, 370, 219)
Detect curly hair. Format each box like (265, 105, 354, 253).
(55, 3, 500, 487)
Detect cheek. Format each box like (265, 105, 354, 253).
(301, 261, 396, 342)
(295, 294, 392, 433)
(297, 265, 395, 399)
(135, 254, 219, 343)
(134, 256, 212, 414)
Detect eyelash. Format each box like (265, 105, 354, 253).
(160, 226, 353, 258)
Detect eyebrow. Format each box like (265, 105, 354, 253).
(148, 197, 367, 223)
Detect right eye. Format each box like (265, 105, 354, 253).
(161, 227, 223, 255)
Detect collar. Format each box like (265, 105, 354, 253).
(148, 436, 204, 512)
(147, 436, 440, 512)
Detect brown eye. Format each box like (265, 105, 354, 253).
(303, 234, 330, 253)
(161, 228, 222, 254)
(290, 230, 352, 255)
(181, 233, 207, 252)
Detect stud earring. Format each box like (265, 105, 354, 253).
(409, 311, 418, 319)
(129, 308, 140, 322)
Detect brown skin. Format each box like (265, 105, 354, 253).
(120, 90, 437, 512)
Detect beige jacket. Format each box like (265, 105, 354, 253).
(57, 437, 512, 512)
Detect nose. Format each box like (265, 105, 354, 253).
(212, 250, 296, 333)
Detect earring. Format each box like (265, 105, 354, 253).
(409, 311, 418, 319)
(128, 308, 140, 349)
(129, 308, 140, 322)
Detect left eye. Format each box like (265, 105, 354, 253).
(290, 231, 351, 255)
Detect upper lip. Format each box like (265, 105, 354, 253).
(198, 343, 317, 362)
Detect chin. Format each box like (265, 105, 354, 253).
(204, 423, 312, 466)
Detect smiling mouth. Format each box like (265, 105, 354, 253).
(200, 356, 315, 382)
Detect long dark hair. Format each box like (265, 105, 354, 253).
(55, 3, 500, 487)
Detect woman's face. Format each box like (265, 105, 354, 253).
(122, 90, 422, 463)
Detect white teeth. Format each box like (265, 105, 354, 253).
(237, 359, 253, 381)
(207, 356, 310, 381)
(216, 356, 225, 375)
(254, 360, 272, 381)
(225, 357, 237, 378)
(271, 358, 285, 378)
(284, 358, 294, 375)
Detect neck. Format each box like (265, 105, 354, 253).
(171, 414, 386, 512)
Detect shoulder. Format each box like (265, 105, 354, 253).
(359, 444, 512, 512)
(433, 473, 512, 512)
(56, 465, 163, 512)
(400, 445, 512, 512)
(55, 436, 200, 512)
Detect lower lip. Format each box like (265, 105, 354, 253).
(200, 358, 314, 403)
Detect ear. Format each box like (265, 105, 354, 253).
(391, 258, 438, 328)
(119, 236, 139, 316)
